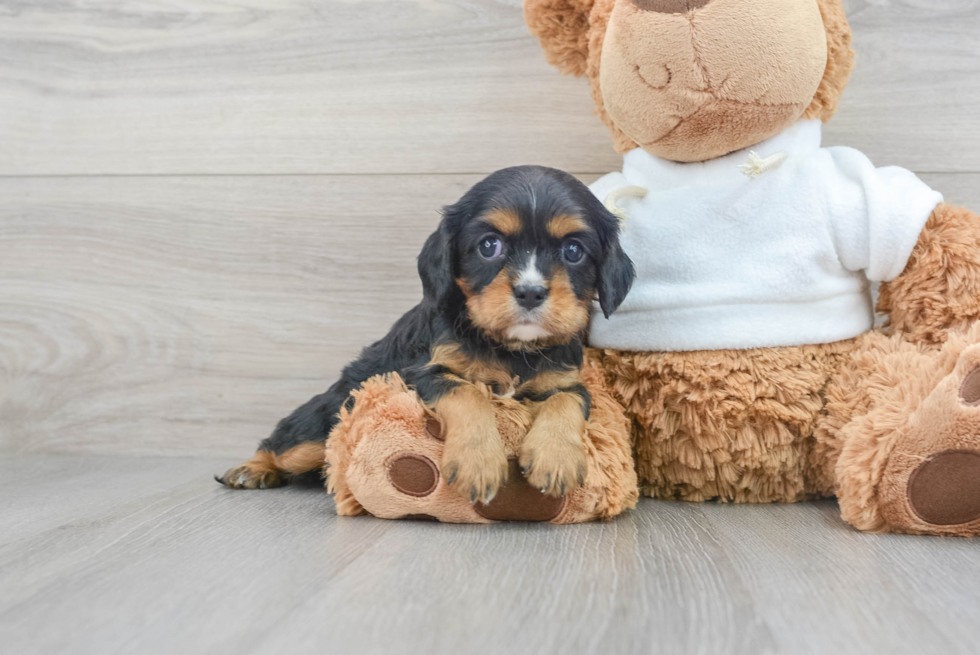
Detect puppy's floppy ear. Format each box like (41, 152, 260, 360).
(417, 222, 454, 302)
(597, 239, 635, 319)
(587, 199, 635, 319)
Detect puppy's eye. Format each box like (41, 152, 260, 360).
(561, 240, 585, 265)
(478, 236, 504, 260)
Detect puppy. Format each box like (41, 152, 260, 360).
(218, 166, 635, 502)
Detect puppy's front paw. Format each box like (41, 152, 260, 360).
(442, 434, 509, 505)
(519, 435, 587, 498)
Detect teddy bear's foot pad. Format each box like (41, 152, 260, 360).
(907, 449, 980, 526)
(387, 454, 440, 497)
(877, 356, 980, 535)
(903, 365, 980, 526)
(474, 458, 565, 522)
(960, 367, 980, 405)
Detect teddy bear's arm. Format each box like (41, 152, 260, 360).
(877, 203, 980, 346)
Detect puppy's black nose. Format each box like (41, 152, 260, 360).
(514, 285, 548, 311)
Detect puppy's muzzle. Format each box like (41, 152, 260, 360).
(514, 285, 549, 311)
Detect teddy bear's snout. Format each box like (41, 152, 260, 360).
(631, 0, 712, 13)
(598, 0, 830, 161)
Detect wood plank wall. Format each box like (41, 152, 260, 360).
(1, 0, 979, 456)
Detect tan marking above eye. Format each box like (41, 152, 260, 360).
(484, 209, 522, 236)
(546, 214, 590, 239)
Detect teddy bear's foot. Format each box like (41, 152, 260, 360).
(324, 369, 638, 524)
(330, 409, 566, 523)
(327, 381, 585, 523)
(876, 347, 980, 536)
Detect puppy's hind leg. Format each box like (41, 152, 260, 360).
(218, 387, 348, 489)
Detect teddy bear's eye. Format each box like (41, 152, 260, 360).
(478, 235, 504, 260)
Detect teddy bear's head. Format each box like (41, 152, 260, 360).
(525, 0, 855, 162)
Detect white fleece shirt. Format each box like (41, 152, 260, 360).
(589, 119, 944, 352)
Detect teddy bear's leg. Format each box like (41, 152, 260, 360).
(593, 343, 855, 503)
(818, 327, 980, 535)
(804, 331, 925, 500)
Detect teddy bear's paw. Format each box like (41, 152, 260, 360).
(905, 364, 980, 528)
(879, 346, 980, 536)
(519, 433, 587, 498)
(441, 430, 510, 505)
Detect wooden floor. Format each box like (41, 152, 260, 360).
(0, 454, 978, 655)
(3, 0, 980, 653)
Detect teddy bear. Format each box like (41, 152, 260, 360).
(523, 0, 980, 535)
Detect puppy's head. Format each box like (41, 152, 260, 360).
(419, 166, 635, 346)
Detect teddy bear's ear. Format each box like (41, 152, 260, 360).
(805, 0, 856, 122)
(524, 0, 597, 77)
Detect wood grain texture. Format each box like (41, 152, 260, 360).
(2, 174, 978, 457)
(1, 454, 979, 655)
(0, 174, 472, 455)
(0, 0, 978, 176)
(705, 502, 980, 654)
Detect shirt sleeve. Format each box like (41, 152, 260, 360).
(824, 146, 944, 282)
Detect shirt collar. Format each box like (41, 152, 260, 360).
(621, 119, 823, 190)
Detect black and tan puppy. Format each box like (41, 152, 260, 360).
(218, 166, 634, 502)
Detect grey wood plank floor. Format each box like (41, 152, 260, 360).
(1, 454, 979, 655)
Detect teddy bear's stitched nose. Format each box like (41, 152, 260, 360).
(631, 0, 712, 13)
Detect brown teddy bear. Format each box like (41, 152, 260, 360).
(525, 0, 980, 535)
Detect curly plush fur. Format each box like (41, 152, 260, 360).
(523, 0, 596, 76)
(593, 340, 857, 503)
(878, 203, 980, 347)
